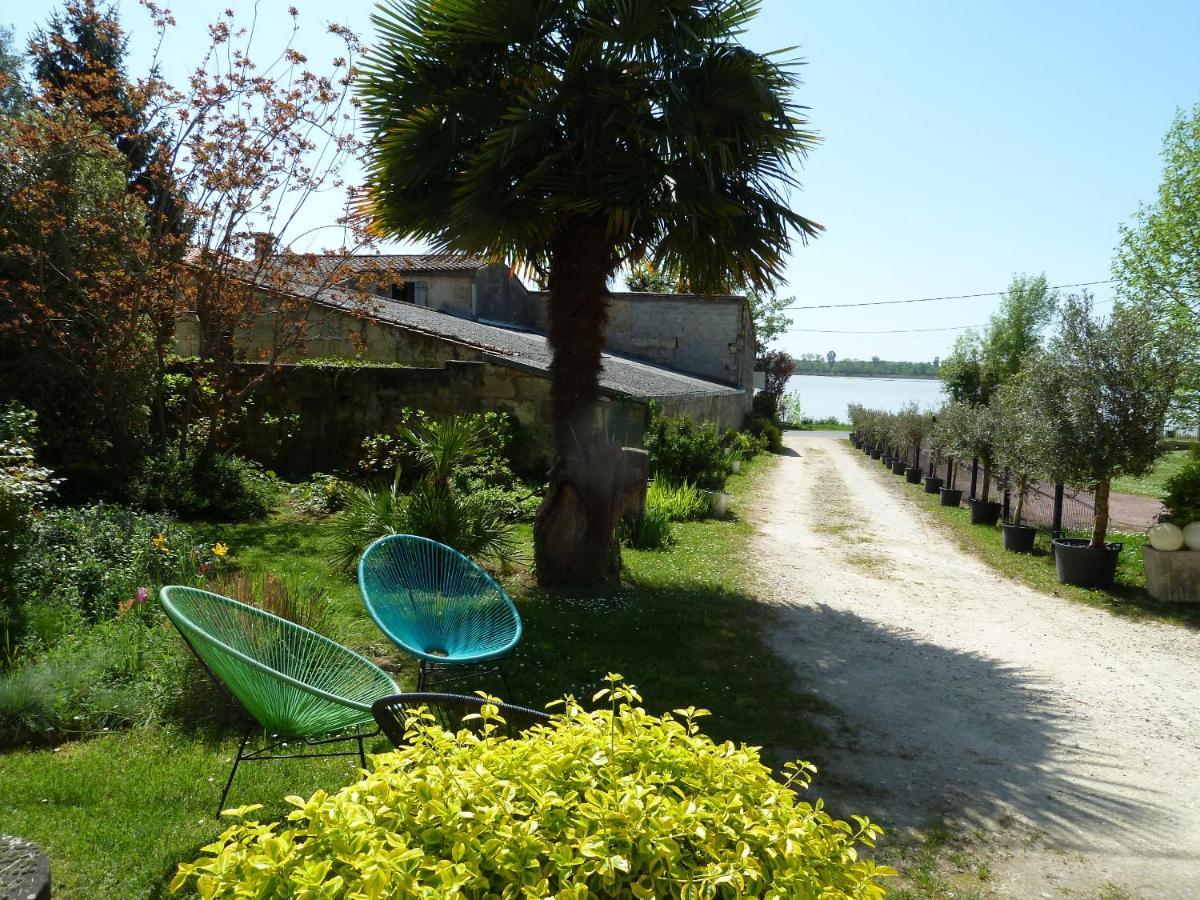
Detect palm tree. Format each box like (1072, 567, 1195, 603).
(358, 0, 820, 585)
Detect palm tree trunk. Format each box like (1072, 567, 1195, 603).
(533, 219, 645, 587)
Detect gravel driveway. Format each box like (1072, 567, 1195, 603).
(746, 431, 1200, 898)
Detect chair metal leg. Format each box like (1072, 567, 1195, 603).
(357, 729, 366, 770)
(417, 660, 426, 692)
(218, 729, 252, 817)
(497, 663, 513, 702)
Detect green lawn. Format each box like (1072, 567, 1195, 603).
(1113, 449, 1189, 499)
(0, 452, 832, 898)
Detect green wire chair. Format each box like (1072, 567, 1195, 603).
(357, 535, 523, 694)
(159, 585, 399, 815)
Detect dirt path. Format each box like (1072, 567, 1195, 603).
(747, 431, 1200, 898)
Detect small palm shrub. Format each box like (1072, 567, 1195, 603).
(172, 679, 890, 898)
(327, 475, 408, 574)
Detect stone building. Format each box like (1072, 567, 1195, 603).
(175, 253, 754, 472)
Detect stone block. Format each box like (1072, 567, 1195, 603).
(1144, 547, 1200, 604)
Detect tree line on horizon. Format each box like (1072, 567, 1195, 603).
(791, 353, 941, 378)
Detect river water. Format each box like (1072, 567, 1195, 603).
(786, 374, 946, 422)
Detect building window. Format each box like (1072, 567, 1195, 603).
(394, 281, 429, 305)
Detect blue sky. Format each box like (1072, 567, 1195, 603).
(6, 1, 1199, 361)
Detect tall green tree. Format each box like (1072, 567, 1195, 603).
(939, 274, 1058, 405)
(0, 26, 27, 114)
(982, 273, 1058, 384)
(359, 0, 820, 585)
(1114, 102, 1200, 420)
(748, 289, 794, 358)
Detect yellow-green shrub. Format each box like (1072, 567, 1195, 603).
(173, 678, 891, 898)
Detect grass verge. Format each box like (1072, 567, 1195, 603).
(851, 443, 1200, 629)
(0, 450, 831, 897)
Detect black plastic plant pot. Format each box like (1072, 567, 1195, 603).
(891, 461, 907, 475)
(870, 448, 882, 459)
(968, 499, 1002, 526)
(1001, 523, 1037, 553)
(1052, 538, 1122, 588)
(923, 476, 944, 494)
(905, 466, 922, 484)
(939, 487, 963, 507)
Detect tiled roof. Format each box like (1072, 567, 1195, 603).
(304, 253, 490, 280)
(304, 285, 741, 401)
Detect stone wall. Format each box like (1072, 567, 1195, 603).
(656, 390, 748, 433)
(526, 291, 755, 399)
(175, 303, 486, 369)
(217, 361, 647, 477)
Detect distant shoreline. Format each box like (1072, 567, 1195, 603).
(789, 372, 942, 382)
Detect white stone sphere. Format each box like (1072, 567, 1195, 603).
(1149, 522, 1185, 551)
(1183, 522, 1200, 551)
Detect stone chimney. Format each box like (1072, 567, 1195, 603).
(251, 231, 277, 261)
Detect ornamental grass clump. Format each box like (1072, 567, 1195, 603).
(172, 678, 891, 898)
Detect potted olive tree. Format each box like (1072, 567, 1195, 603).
(938, 400, 999, 523)
(1021, 295, 1177, 587)
(886, 412, 909, 476)
(991, 379, 1041, 553)
(895, 403, 929, 484)
(931, 401, 968, 507)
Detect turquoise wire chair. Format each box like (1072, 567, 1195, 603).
(357, 535, 523, 694)
(159, 586, 399, 815)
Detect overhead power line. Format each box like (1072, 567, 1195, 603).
(783, 279, 1114, 312)
(788, 324, 984, 334)
(784, 296, 1116, 335)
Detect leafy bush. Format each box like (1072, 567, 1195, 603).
(132, 448, 278, 521)
(747, 415, 783, 452)
(172, 679, 889, 898)
(0, 403, 59, 657)
(1164, 447, 1200, 524)
(288, 473, 351, 516)
(644, 409, 729, 490)
(647, 479, 710, 522)
(15, 505, 205, 627)
(720, 428, 761, 462)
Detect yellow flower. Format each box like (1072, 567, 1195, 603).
(152, 533, 170, 554)
(212, 542, 229, 558)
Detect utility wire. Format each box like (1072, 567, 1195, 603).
(783, 279, 1114, 311)
(784, 297, 1117, 335)
(788, 324, 983, 334)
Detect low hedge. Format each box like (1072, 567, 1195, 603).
(173, 680, 890, 898)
